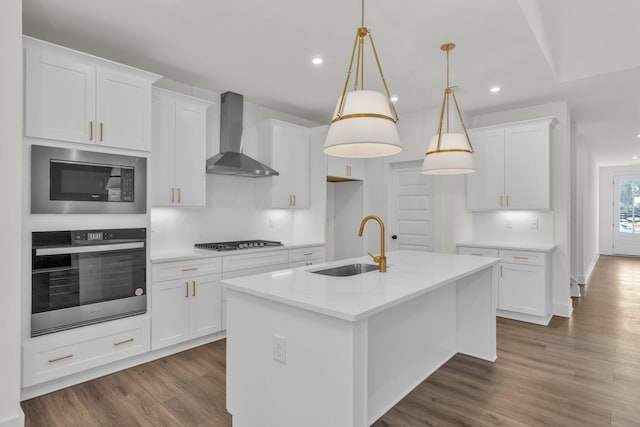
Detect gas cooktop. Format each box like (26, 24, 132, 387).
(194, 240, 283, 252)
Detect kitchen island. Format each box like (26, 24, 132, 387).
(222, 250, 499, 427)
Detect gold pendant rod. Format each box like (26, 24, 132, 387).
(451, 91, 474, 152)
(368, 31, 399, 122)
(336, 30, 363, 118)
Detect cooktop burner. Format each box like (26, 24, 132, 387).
(195, 240, 283, 251)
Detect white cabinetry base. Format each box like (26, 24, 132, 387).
(496, 309, 553, 326)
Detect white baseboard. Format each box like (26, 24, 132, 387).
(580, 253, 600, 285)
(553, 301, 573, 318)
(0, 411, 24, 427)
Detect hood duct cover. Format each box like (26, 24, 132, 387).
(206, 91, 279, 177)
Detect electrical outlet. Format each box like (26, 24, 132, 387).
(530, 218, 539, 229)
(504, 218, 512, 229)
(273, 334, 286, 364)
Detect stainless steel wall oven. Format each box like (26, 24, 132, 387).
(31, 145, 147, 214)
(31, 228, 147, 337)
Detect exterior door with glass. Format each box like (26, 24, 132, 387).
(613, 175, 640, 255)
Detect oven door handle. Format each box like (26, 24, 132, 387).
(35, 242, 145, 256)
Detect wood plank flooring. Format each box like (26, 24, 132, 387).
(22, 255, 640, 426)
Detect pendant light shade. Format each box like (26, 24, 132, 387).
(324, 90, 401, 158)
(323, 1, 401, 158)
(422, 134, 475, 174)
(422, 43, 475, 175)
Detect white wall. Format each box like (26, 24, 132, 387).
(575, 137, 599, 283)
(472, 101, 573, 317)
(0, 1, 25, 426)
(598, 164, 640, 255)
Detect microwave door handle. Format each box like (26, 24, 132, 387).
(35, 241, 144, 256)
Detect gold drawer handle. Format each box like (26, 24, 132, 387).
(48, 354, 73, 364)
(113, 338, 134, 347)
(471, 253, 485, 256)
(303, 252, 313, 256)
(181, 267, 198, 272)
(513, 256, 529, 260)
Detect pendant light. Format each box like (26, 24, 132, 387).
(323, 0, 402, 158)
(422, 43, 475, 175)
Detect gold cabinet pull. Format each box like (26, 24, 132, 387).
(185, 282, 189, 298)
(89, 121, 94, 141)
(303, 252, 313, 256)
(499, 195, 503, 208)
(181, 267, 198, 272)
(177, 188, 181, 203)
(48, 354, 73, 364)
(506, 195, 510, 207)
(171, 188, 175, 203)
(471, 253, 485, 256)
(513, 256, 528, 260)
(293, 194, 296, 206)
(99, 122, 104, 142)
(113, 338, 134, 347)
(500, 265, 503, 277)
(289, 195, 292, 206)
(192, 280, 196, 297)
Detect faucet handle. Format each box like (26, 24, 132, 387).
(367, 251, 380, 263)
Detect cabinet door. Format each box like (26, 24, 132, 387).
(25, 48, 96, 144)
(499, 263, 545, 316)
(151, 280, 190, 350)
(96, 68, 151, 151)
(174, 100, 207, 207)
(505, 123, 550, 209)
(188, 275, 222, 339)
(151, 93, 177, 206)
(327, 156, 365, 180)
(465, 128, 505, 210)
(270, 124, 310, 209)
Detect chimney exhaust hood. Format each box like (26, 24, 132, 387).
(206, 91, 279, 177)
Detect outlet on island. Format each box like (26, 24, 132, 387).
(273, 334, 286, 364)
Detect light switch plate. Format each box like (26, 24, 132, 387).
(273, 334, 286, 364)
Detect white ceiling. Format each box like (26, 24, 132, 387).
(22, 0, 640, 166)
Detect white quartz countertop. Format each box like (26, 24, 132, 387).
(151, 241, 324, 263)
(457, 240, 557, 252)
(221, 250, 499, 322)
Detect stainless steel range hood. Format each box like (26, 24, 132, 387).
(206, 91, 279, 177)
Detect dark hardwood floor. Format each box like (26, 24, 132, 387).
(22, 255, 640, 426)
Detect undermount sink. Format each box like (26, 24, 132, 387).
(310, 263, 379, 277)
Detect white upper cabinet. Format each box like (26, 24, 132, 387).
(24, 37, 160, 151)
(465, 117, 556, 211)
(256, 119, 310, 209)
(152, 88, 209, 207)
(327, 156, 365, 181)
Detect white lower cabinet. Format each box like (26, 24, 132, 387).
(23, 315, 150, 387)
(151, 257, 222, 350)
(288, 245, 326, 268)
(458, 245, 553, 325)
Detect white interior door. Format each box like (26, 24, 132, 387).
(613, 175, 640, 255)
(387, 160, 435, 252)
(331, 180, 364, 261)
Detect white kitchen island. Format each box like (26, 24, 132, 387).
(222, 250, 499, 427)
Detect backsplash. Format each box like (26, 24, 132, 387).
(471, 211, 554, 245)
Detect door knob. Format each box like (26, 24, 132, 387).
(391, 235, 397, 240)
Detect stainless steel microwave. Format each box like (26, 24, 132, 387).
(31, 145, 147, 214)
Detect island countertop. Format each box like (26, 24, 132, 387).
(221, 250, 499, 322)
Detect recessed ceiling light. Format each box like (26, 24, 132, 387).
(311, 57, 324, 65)
(489, 86, 501, 93)
(634, 156, 639, 160)
(390, 96, 399, 102)
(637, 133, 640, 138)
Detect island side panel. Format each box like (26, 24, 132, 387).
(366, 283, 458, 425)
(225, 289, 368, 427)
(456, 265, 497, 361)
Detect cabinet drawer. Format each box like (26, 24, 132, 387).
(289, 245, 326, 263)
(223, 249, 289, 273)
(498, 249, 544, 266)
(152, 256, 221, 281)
(458, 247, 499, 258)
(289, 258, 325, 268)
(23, 316, 150, 387)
